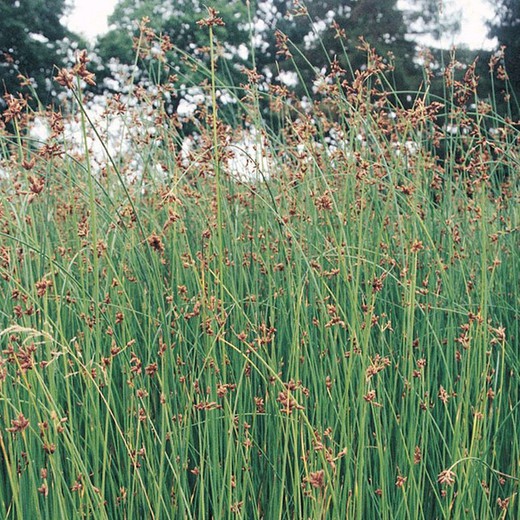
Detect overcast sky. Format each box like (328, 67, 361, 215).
(63, 0, 496, 50)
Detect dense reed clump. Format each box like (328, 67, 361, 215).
(0, 12, 518, 519)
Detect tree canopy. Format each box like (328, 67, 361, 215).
(1, 0, 518, 113)
(255, 0, 418, 93)
(95, 0, 251, 90)
(94, 0, 463, 99)
(488, 0, 520, 95)
(0, 0, 74, 104)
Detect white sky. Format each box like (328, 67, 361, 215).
(63, 0, 496, 50)
(64, 0, 118, 41)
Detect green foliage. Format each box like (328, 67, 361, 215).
(0, 0, 73, 105)
(96, 31, 135, 68)
(106, 0, 249, 49)
(259, 0, 418, 93)
(94, 0, 251, 92)
(94, 0, 462, 104)
(488, 0, 520, 97)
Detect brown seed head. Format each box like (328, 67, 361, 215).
(307, 469, 325, 489)
(438, 469, 456, 486)
(6, 412, 30, 434)
(197, 7, 225, 27)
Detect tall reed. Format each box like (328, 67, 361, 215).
(0, 12, 518, 519)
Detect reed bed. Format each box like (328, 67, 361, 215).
(0, 16, 518, 519)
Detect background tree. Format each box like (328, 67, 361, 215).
(0, 0, 74, 105)
(250, 0, 463, 99)
(94, 0, 251, 94)
(95, 0, 463, 101)
(252, 0, 417, 94)
(488, 0, 520, 97)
